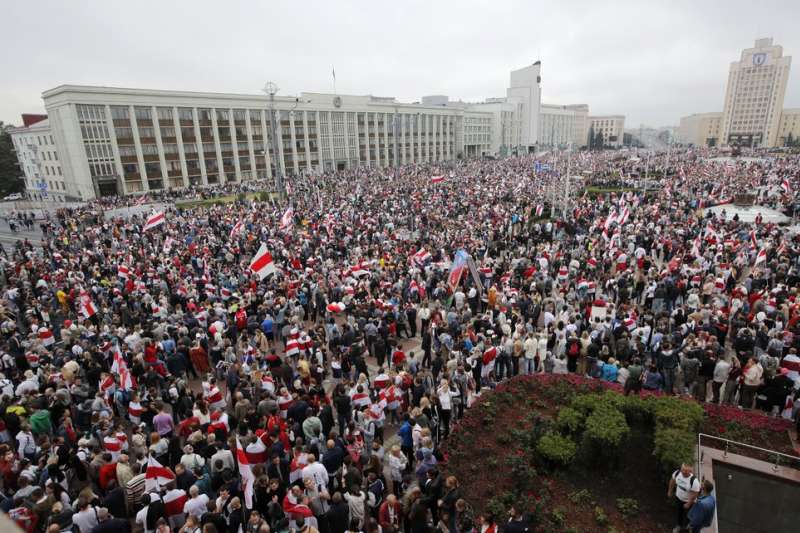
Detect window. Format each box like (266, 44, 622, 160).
(216, 109, 229, 122)
(111, 106, 129, 120)
(160, 127, 176, 138)
(183, 143, 197, 154)
(144, 162, 162, 175)
(138, 127, 155, 138)
(163, 144, 178, 154)
(157, 107, 173, 121)
(233, 109, 246, 122)
(119, 145, 137, 157)
(135, 107, 152, 120)
(181, 127, 195, 139)
(249, 110, 261, 122)
(198, 109, 212, 122)
(115, 128, 133, 140)
(178, 108, 194, 121)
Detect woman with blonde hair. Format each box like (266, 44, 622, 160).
(387, 444, 408, 495)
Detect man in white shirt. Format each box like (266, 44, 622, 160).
(183, 485, 210, 519)
(712, 357, 731, 404)
(667, 463, 700, 533)
(301, 453, 329, 492)
(72, 498, 100, 533)
(16, 424, 37, 460)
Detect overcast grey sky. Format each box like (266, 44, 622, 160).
(2, 0, 799, 128)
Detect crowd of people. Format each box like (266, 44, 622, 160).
(0, 147, 799, 533)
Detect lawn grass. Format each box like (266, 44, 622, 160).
(175, 190, 275, 208)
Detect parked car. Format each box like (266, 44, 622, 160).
(3, 193, 23, 201)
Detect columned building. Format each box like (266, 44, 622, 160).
(41, 86, 480, 197)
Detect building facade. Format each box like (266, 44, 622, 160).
(506, 62, 542, 152)
(539, 104, 590, 149)
(41, 86, 480, 197)
(719, 38, 792, 148)
(677, 112, 723, 147)
(777, 108, 800, 146)
(8, 119, 69, 201)
(588, 115, 626, 148)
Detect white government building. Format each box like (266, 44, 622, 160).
(10, 63, 624, 200)
(679, 38, 798, 148)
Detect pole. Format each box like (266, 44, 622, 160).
(263, 82, 285, 200)
(563, 145, 571, 218)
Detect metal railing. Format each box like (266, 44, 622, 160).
(697, 433, 800, 478)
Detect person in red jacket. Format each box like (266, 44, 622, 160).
(378, 494, 403, 533)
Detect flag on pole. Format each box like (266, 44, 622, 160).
(135, 194, 148, 206)
(230, 220, 244, 239)
(111, 345, 135, 390)
(448, 250, 469, 290)
(280, 207, 294, 230)
(145, 455, 175, 492)
(143, 211, 165, 231)
(754, 247, 767, 265)
(535, 204, 544, 217)
(249, 243, 277, 280)
(79, 291, 97, 319)
(236, 437, 255, 509)
(781, 178, 791, 194)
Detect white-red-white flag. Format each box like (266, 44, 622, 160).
(145, 455, 175, 492)
(79, 291, 97, 319)
(38, 328, 55, 347)
(280, 207, 294, 230)
(118, 264, 130, 279)
(754, 247, 768, 266)
(236, 437, 255, 509)
(111, 345, 135, 390)
(249, 243, 277, 280)
(230, 220, 244, 239)
(781, 179, 791, 194)
(143, 211, 166, 231)
(430, 175, 445, 183)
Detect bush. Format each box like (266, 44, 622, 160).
(584, 405, 629, 448)
(556, 407, 584, 434)
(652, 397, 704, 432)
(653, 427, 696, 470)
(236, 193, 247, 202)
(616, 497, 639, 517)
(536, 432, 577, 465)
(259, 191, 271, 202)
(568, 489, 594, 506)
(594, 506, 609, 526)
(619, 394, 653, 423)
(550, 507, 567, 527)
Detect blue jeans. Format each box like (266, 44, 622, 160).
(522, 358, 536, 375)
(662, 368, 677, 394)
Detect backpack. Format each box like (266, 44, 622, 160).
(568, 341, 580, 358)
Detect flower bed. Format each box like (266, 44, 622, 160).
(442, 374, 797, 532)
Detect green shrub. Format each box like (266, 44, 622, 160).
(584, 405, 629, 448)
(550, 507, 566, 526)
(652, 397, 704, 432)
(236, 193, 247, 202)
(567, 489, 593, 505)
(556, 407, 584, 434)
(571, 393, 601, 415)
(619, 394, 654, 423)
(496, 433, 512, 446)
(594, 506, 608, 526)
(536, 432, 577, 465)
(653, 427, 695, 470)
(616, 497, 639, 517)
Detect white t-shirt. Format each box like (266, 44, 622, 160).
(673, 471, 700, 502)
(184, 494, 210, 518)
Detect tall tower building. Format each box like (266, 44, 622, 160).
(720, 38, 792, 148)
(506, 62, 542, 152)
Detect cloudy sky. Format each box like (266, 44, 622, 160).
(2, 0, 799, 128)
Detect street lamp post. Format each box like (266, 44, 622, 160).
(263, 82, 285, 199)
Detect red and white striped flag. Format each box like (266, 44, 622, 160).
(245, 437, 269, 465)
(280, 206, 294, 230)
(754, 247, 767, 266)
(143, 211, 165, 231)
(750, 230, 758, 249)
(236, 437, 255, 509)
(249, 243, 277, 280)
(145, 455, 175, 492)
(118, 264, 130, 279)
(163, 488, 188, 521)
(430, 175, 445, 183)
(535, 204, 544, 217)
(781, 178, 791, 194)
(135, 194, 148, 206)
(413, 248, 432, 265)
(79, 291, 97, 319)
(111, 346, 135, 391)
(326, 302, 346, 313)
(38, 328, 55, 347)
(230, 220, 244, 239)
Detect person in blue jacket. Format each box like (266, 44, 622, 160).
(687, 479, 716, 533)
(398, 413, 414, 473)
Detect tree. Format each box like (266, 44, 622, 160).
(594, 131, 604, 150)
(0, 122, 24, 197)
(587, 126, 595, 150)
